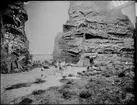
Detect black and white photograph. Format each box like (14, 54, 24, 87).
(0, 0, 136, 104)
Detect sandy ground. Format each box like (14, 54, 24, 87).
(1, 66, 86, 104)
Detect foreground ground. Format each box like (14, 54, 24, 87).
(1, 65, 135, 104)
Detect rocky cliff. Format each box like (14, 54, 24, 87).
(0, 1, 32, 73)
(53, 1, 134, 70)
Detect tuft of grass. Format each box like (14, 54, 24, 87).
(19, 98, 32, 104)
(32, 89, 46, 95)
(79, 90, 92, 99)
(61, 90, 73, 99)
(5, 83, 31, 90)
(68, 74, 74, 77)
(33, 78, 46, 84)
(60, 78, 70, 83)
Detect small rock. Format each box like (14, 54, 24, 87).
(32, 89, 45, 95)
(68, 74, 74, 77)
(84, 73, 89, 76)
(34, 78, 46, 84)
(62, 91, 72, 99)
(102, 72, 111, 77)
(62, 75, 67, 79)
(82, 71, 86, 73)
(60, 78, 68, 83)
(114, 78, 120, 83)
(105, 74, 110, 77)
(77, 72, 82, 75)
(19, 98, 32, 104)
(66, 81, 73, 84)
(87, 67, 93, 71)
(79, 90, 91, 99)
(89, 78, 93, 82)
(41, 69, 44, 71)
(43, 66, 49, 69)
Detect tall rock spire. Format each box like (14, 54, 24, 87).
(1, 1, 31, 73)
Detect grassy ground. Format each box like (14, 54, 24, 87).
(1, 53, 135, 104)
(7, 65, 135, 104)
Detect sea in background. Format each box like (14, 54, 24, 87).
(32, 54, 53, 62)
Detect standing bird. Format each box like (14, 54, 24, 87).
(41, 74, 43, 77)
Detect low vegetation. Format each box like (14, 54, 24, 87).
(10, 65, 135, 104)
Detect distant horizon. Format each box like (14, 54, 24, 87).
(32, 53, 52, 55)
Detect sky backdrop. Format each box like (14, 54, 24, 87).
(25, 1, 69, 54)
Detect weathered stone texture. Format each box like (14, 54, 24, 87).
(53, 1, 134, 68)
(1, 1, 31, 73)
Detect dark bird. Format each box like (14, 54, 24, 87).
(86, 11, 93, 16)
(79, 11, 94, 17)
(79, 11, 86, 17)
(73, 15, 78, 18)
(41, 69, 44, 71)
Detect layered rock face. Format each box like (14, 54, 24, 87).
(53, 1, 134, 71)
(0, 1, 32, 73)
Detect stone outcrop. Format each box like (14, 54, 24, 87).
(53, 1, 134, 71)
(0, 1, 32, 73)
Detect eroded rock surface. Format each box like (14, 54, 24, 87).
(0, 1, 32, 73)
(53, 1, 134, 67)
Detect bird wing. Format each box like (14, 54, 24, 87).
(86, 11, 93, 16)
(79, 11, 86, 16)
(73, 15, 78, 18)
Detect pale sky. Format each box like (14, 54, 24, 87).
(135, 3, 137, 16)
(25, 1, 69, 54)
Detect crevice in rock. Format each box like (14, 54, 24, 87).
(85, 33, 108, 40)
